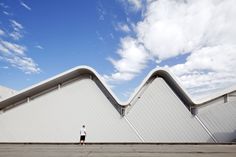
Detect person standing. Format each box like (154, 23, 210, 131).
(80, 125, 86, 145)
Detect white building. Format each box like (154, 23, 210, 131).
(0, 66, 235, 143)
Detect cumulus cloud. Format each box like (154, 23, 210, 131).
(168, 45, 236, 98)
(104, 37, 149, 82)
(107, 0, 236, 99)
(138, 0, 236, 97)
(137, 0, 236, 59)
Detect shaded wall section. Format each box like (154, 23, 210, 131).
(125, 77, 213, 142)
(197, 100, 236, 142)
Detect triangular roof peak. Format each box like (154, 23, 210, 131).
(0, 65, 235, 113)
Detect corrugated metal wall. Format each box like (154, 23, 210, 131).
(126, 77, 213, 142)
(0, 75, 235, 142)
(197, 100, 236, 142)
(0, 77, 140, 142)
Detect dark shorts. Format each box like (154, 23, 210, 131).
(80, 135, 85, 141)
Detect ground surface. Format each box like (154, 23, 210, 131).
(0, 143, 236, 157)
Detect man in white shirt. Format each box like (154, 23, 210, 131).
(80, 125, 86, 145)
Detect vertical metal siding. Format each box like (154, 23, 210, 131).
(0, 78, 140, 142)
(126, 78, 213, 142)
(197, 100, 236, 142)
(1, 74, 235, 142)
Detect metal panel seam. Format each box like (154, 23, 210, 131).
(124, 116, 144, 142)
(195, 115, 218, 143)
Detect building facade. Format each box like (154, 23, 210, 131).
(0, 66, 235, 142)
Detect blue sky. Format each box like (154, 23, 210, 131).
(1, 0, 236, 101)
(0, 0, 147, 100)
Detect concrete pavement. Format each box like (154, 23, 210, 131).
(0, 143, 236, 157)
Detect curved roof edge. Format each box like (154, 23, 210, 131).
(0, 65, 235, 110)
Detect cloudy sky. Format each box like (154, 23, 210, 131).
(0, 0, 236, 101)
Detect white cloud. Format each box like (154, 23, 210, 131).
(97, 2, 106, 21)
(6, 56, 40, 74)
(104, 37, 149, 82)
(127, 0, 143, 10)
(107, 0, 236, 100)
(20, 1, 31, 11)
(9, 31, 23, 40)
(9, 20, 24, 40)
(115, 23, 131, 33)
(167, 45, 236, 98)
(10, 20, 23, 31)
(0, 3, 40, 74)
(35, 45, 44, 50)
(3, 11, 10, 15)
(0, 40, 40, 74)
(1, 40, 26, 55)
(137, 0, 212, 60)
(137, 0, 236, 98)
(122, 88, 136, 99)
(0, 44, 9, 53)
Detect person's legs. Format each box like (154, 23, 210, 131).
(82, 136, 85, 145)
(80, 136, 83, 145)
(80, 136, 85, 145)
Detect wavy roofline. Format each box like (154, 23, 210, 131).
(0, 65, 235, 112)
